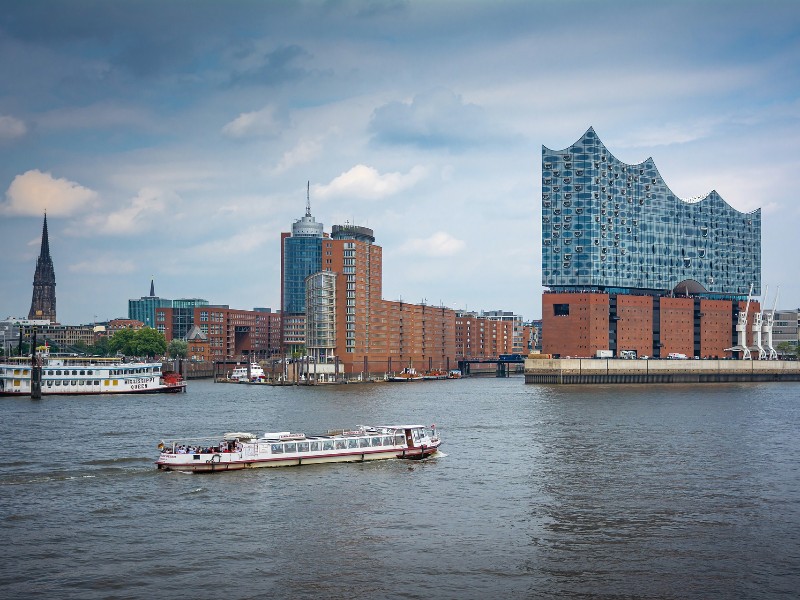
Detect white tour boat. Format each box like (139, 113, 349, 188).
(156, 424, 441, 473)
(0, 352, 185, 397)
(227, 363, 266, 382)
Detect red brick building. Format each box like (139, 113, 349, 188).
(303, 225, 511, 376)
(155, 306, 281, 361)
(542, 291, 760, 359)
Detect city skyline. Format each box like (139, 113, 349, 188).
(2, 1, 800, 324)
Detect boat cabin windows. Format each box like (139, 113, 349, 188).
(359, 438, 370, 448)
(347, 438, 359, 449)
(271, 444, 284, 454)
(323, 440, 335, 451)
(297, 442, 310, 452)
(283, 443, 297, 453)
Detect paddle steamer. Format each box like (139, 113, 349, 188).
(0, 352, 185, 396)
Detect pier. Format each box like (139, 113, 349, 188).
(525, 357, 800, 384)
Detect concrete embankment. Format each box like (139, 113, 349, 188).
(525, 358, 800, 384)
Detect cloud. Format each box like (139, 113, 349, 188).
(398, 231, 466, 257)
(0, 115, 26, 140)
(370, 88, 502, 149)
(314, 164, 426, 200)
(231, 45, 312, 86)
(79, 187, 173, 235)
(273, 137, 323, 173)
(222, 105, 283, 138)
(187, 227, 268, 260)
(2, 170, 97, 216)
(68, 257, 136, 275)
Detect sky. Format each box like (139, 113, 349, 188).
(1, 0, 799, 325)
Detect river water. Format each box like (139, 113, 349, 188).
(1, 377, 799, 599)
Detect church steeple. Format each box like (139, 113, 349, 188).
(28, 213, 57, 323)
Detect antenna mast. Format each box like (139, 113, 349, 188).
(306, 180, 311, 217)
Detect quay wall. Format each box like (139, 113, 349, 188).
(524, 358, 800, 384)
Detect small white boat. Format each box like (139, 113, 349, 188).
(227, 363, 265, 382)
(156, 424, 441, 473)
(387, 367, 423, 382)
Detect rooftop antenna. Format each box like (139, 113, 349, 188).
(305, 181, 311, 217)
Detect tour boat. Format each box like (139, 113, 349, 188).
(227, 363, 266, 382)
(0, 352, 185, 396)
(387, 367, 424, 382)
(156, 424, 441, 473)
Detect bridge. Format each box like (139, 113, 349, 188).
(457, 354, 525, 377)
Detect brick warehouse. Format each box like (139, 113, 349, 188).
(541, 128, 761, 359)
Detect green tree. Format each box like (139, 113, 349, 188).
(168, 339, 188, 359)
(133, 327, 167, 358)
(93, 335, 111, 357)
(109, 328, 137, 356)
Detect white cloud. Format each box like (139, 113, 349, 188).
(273, 137, 323, 173)
(68, 257, 136, 275)
(398, 231, 466, 257)
(79, 187, 173, 235)
(187, 227, 268, 260)
(2, 170, 97, 216)
(0, 115, 26, 140)
(314, 164, 426, 200)
(222, 105, 282, 138)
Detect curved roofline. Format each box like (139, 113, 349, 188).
(543, 126, 760, 217)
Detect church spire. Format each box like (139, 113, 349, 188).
(28, 213, 57, 323)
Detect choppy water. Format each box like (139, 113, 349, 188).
(1, 378, 799, 599)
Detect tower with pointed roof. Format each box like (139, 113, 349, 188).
(28, 214, 57, 323)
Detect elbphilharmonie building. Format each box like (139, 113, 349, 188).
(540, 128, 762, 359)
(541, 127, 760, 298)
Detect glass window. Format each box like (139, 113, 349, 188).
(297, 442, 310, 452)
(335, 439, 346, 450)
(347, 438, 359, 449)
(283, 443, 297, 453)
(310, 441, 321, 452)
(371, 437, 382, 447)
(359, 438, 370, 448)
(323, 440, 334, 451)
(271, 444, 284, 454)
(383, 436, 393, 446)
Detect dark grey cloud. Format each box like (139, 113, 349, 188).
(230, 45, 314, 87)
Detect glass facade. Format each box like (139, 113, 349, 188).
(128, 296, 172, 328)
(282, 211, 324, 315)
(541, 128, 760, 298)
(283, 236, 323, 314)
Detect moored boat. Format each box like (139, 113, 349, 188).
(387, 367, 423, 382)
(227, 363, 266, 382)
(156, 424, 441, 473)
(0, 351, 185, 396)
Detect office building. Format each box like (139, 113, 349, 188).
(128, 279, 172, 328)
(156, 304, 280, 361)
(281, 186, 324, 352)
